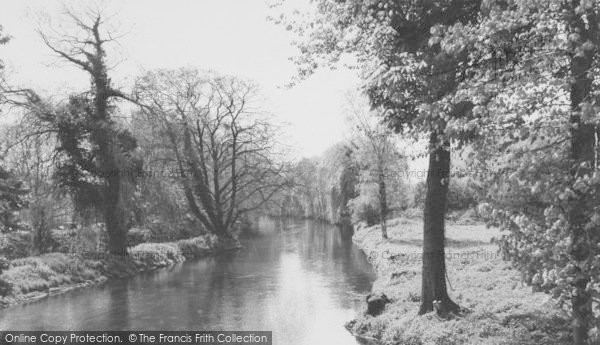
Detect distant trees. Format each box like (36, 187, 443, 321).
(276, 143, 359, 223)
(134, 69, 288, 240)
(346, 93, 408, 238)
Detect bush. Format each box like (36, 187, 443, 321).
(30, 199, 55, 254)
(2, 253, 103, 294)
(348, 183, 381, 226)
(177, 237, 212, 259)
(0, 234, 220, 301)
(0, 231, 33, 259)
(51, 224, 106, 254)
(50, 228, 78, 253)
(401, 207, 423, 219)
(128, 242, 184, 269)
(412, 178, 476, 211)
(447, 178, 477, 211)
(127, 227, 151, 246)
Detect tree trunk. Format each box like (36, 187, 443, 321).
(418, 134, 459, 315)
(104, 173, 128, 256)
(378, 169, 388, 239)
(568, 3, 597, 343)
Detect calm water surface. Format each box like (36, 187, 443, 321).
(0, 218, 376, 345)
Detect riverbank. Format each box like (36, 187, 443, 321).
(0, 235, 241, 308)
(347, 217, 572, 345)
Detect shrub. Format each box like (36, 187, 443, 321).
(412, 178, 476, 211)
(127, 227, 151, 246)
(3, 253, 103, 295)
(30, 199, 55, 254)
(177, 237, 211, 259)
(447, 178, 477, 211)
(401, 207, 423, 219)
(0, 231, 33, 259)
(51, 224, 106, 254)
(128, 242, 184, 269)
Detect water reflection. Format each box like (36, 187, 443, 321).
(0, 218, 375, 345)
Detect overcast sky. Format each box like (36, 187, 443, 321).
(0, 0, 361, 158)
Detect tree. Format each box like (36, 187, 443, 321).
(0, 26, 29, 234)
(432, 0, 600, 342)
(277, 143, 358, 223)
(0, 23, 12, 107)
(134, 69, 288, 240)
(345, 92, 407, 238)
(0, 119, 63, 253)
(0, 166, 28, 233)
(277, 0, 482, 315)
(30, 8, 142, 256)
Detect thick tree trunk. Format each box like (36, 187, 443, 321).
(104, 174, 128, 256)
(568, 3, 597, 343)
(418, 135, 459, 315)
(378, 169, 388, 239)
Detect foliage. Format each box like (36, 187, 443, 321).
(0, 166, 28, 233)
(430, 0, 600, 341)
(278, 143, 357, 222)
(3, 253, 101, 294)
(0, 116, 73, 247)
(276, 0, 483, 314)
(176, 235, 217, 259)
(0, 234, 221, 303)
(30, 198, 54, 255)
(349, 165, 409, 224)
(348, 182, 380, 226)
(413, 178, 476, 211)
(345, 91, 409, 235)
(21, 9, 145, 256)
(0, 27, 29, 235)
(0, 231, 32, 259)
(128, 243, 184, 269)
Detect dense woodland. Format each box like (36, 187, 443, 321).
(0, 0, 600, 344)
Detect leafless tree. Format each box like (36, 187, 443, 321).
(135, 69, 288, 239)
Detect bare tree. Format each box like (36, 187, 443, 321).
(135, 69, 288, 240)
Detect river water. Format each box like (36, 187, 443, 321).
(0, 218, 376, 344)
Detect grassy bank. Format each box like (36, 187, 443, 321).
(347, 217, 572, 345)
(0, 235, 240, 308)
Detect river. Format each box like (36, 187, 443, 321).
(0, 218, 376, 344)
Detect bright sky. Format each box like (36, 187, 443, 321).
(0, 0, 361, 158)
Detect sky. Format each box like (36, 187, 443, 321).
(0, 0, 361, 158)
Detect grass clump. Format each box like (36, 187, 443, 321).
(0, 234, 225, 307)
(128, 242, 184, 269)
(2, 253, 104, 295)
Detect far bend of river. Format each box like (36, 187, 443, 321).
(0, 218, 377, 345)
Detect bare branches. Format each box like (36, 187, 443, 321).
(134, 69, 287, 237)
(35, 4, 126, 76)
